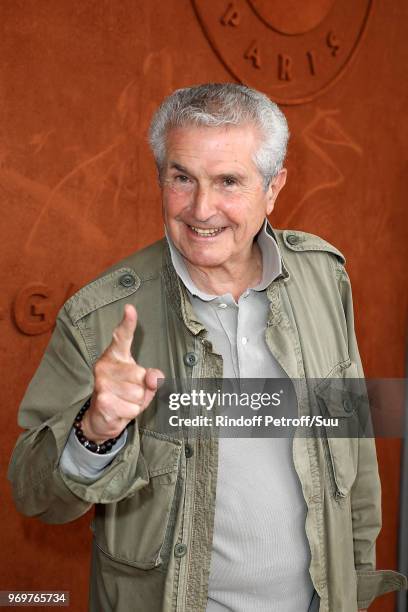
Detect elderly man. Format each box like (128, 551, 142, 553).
(8, 84, 406, 611)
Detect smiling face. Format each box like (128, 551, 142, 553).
(161, 123, 287, 273)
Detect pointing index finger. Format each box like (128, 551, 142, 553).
(108, 304, 138, 361)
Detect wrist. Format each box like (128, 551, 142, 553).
(80, 411, 109, 445)
(74, 398, 123, 454)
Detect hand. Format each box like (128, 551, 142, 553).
(82, 304, 164, 444)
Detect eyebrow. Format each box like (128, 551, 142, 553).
(169, 162, 247, 182)
(169, 162, 191, 174)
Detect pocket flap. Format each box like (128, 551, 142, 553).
(139, 429, 182, 477)
(314, 362, 369, 420)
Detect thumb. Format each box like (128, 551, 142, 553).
(108, 304, 138, 361)
(145, 368, 165, 390)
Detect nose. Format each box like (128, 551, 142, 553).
(190, 184, 218, 222)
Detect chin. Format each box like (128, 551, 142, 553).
(183, 251, 226, 268)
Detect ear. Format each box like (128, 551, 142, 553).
(266, 168, 287, 215)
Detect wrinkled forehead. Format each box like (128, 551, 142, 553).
(163, 123, 262, 172)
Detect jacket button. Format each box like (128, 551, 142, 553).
(119, 273, 135, 288)
(183, 352, 198, 367)
(343, 398, 354, 413)
(174, 543, 187, 558)
(286, 234, 300, 245)
(185, 444, 194, 458)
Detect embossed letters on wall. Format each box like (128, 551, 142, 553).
(191, 0, 372, 104)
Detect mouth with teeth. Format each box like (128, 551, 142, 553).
(188, 225, 226, 237)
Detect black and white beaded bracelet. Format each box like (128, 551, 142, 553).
(73, 398, 121, 454)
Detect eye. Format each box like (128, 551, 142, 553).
(175, 174, 191, 183)
(222, 176, 237, 187)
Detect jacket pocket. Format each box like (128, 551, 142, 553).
(315, 360, 366, 497)
(92, 428, 182, 569)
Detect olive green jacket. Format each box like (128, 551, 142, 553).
(8, 224, 407, 611)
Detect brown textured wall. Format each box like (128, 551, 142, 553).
(1, 1, 407, 610)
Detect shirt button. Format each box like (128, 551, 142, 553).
(241, 337, 248, 345)
(218, 303, 228, 309)
(174, 543, 187, 558)
(183, 352, 198, 367)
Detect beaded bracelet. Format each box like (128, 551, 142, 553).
(73, 398, 122, 454)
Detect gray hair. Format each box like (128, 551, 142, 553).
(148, 83, 289, 190)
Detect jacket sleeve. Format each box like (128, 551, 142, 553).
(59, 427, 128, 480)
(7, 305, 149, 525)
(337, 264, 381, 568)
(337, 263, 407, 608)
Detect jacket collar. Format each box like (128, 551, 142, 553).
(264, 219, 290, 282)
